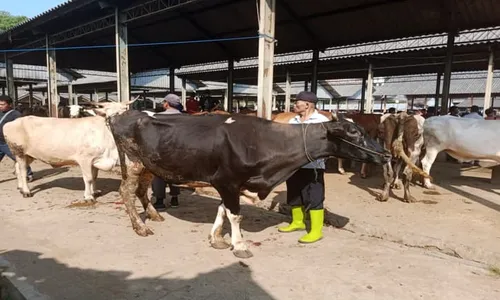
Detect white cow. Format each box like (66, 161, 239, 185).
(3, 101, 134, 201)
(421, 115, 500, 189)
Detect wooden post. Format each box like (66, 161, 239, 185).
(5, 56, 15, 101)
(115, 8, 130, 102)
(285, 70, 291, 112)
(484, 49, 495, 114)
(256, 0, 275, 120)
(68, 83, 74, 105)
(434, 72, 442, 115)
(46, 35, 58, 117)
(360, 77, 366, 113)
(365, 64, 374, 113)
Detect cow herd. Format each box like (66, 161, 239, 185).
(3, 99, 500, 258)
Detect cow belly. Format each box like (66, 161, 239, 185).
(92, 157, 119, 171)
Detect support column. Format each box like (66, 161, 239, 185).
(484, 48, 495, 113)
(311, 49, 319, 94)
(115, 8, 130, 103)
(224, 88, 228, 111)
(46, 35, 58, 117)
(440, 32, 455, 115)
(365, 64, 374, 114)
(14, 86, 18, 105)
(434, 72, 442, 115)
(1, 87, 4, 95)
(227, 59, 234, 112)
(256, 0, 276, 120)
(285, 70, 291, 112)
(28, 83, 33, 108)
(169, 66, 175, 93)
(360, 77, 367, 113)
(105, 92, 109, 101)
(68, 83, 74, 105)
(181, 78, 187, 108)
(94, 89, 99, 102)
(5, 56, 15, 101)
(304, 81, 308, 91)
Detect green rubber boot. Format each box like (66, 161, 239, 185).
(278, 206, 306, 233)
(299, 209, 324, 243)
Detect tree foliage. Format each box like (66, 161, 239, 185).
(0, 11, 28, 32)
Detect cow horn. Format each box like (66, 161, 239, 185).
(392, 137, 432, 180)
(125, 95, 141, 105)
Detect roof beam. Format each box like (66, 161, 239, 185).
(124, 0, 203, 23)
(177, 10, 237, 60)
(277, 0, 324, 50)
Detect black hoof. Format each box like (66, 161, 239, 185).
(233, 249, 254, 259)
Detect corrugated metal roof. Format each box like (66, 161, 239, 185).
(131, 69, 198, 92)
(0, 62, 75, 83)
(374, 71, 500, 97)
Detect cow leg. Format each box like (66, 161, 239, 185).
(338, 159, 345, 175)
(79, 162, 97, 203)
(16, 157, 32, 198)
(391, 159, 403, 190)
(421, 147, 439, 190)
(208, 202, 230, 249)
(120, 161, 154, 237)
(216, 186, 253, 259)
(136, 170, 164, 222)
(377, 162, 393, 202)
(91, 167, 102, 197)
(360, 163, 368, 178)
(402, 149, 421, 203)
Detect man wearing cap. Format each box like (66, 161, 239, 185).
(278, 91, 330, 244)
(151, 94, 183, 209)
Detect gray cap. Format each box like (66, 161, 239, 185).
(163, 93, 181, 106)
(296, 91, 318, 103)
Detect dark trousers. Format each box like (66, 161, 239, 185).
(286, 168, 325, 211)
(0, 143, 33, 176)
(152, 176, 180, 200)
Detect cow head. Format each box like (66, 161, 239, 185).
(68, 105, 83, 118)
(86, 97, 139, 118)
(325, 119, 391, 165)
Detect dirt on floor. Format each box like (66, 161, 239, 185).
(0, 155, 499, 300)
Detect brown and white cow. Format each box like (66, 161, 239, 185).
(3, 101, 135, 201)
(377, 112, 431, 202)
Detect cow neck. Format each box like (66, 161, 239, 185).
(273, 122, 331, 172)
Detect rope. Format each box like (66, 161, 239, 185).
(0, 35, 269, 53)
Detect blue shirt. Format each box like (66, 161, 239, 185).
(288, 110, 330, 169)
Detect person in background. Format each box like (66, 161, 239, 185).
(151, 94, 183, 209)
(278, 91, 330, 244)
(448, 106, 460, 117)
(0, 95, 34, 182)
(485, 108, 499, 120)
(463, 105, 483, 119)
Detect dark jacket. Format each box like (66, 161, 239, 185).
(0, 109, 22, 144)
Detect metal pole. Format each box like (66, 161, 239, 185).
(28, 84, 33, 108)
(360, 77, 367, 113)
(115, 8, 130, 102)
(440, 32, 455, 115)
(256, 0, 276, 120)
(181, 78, 187, 108)
(169, 66, 175, 93)
(365, 63, 374, 113)
(68, 83, 74, 105)
(311, 49, 319, 94)
(285, 70, 291, 112)
(227, 59, 234, 112)
(434, 72, 442, 115)
(46, 35, 58, 117)
(483, 48, 495, 113)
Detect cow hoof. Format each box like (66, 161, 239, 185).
(149, 214, 165, 222)
(22, 192, 33, 198)
(377, 193, 389, 202)
(391, 183, 402, 190)
(360, 173, 367, 179)
(68, 200, 96, 208)
(233, 249, 253, 259)
(93, 190, 102, 198)
(403, 196, 417, 203)
(135, 226, 154, 237)
(338, 168, 345, 175)
(211, 240, 231, 250)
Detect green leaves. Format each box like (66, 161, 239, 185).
(0, 11, 28, 32)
